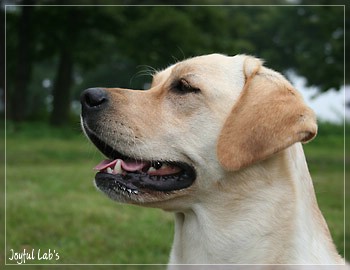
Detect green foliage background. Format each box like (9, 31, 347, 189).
(4, 3, 346, 124)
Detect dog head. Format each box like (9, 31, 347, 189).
(80, 54, 317, 210)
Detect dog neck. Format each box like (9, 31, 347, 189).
(169, 143, 342, 265)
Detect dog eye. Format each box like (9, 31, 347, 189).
(173, 79, 200, 94)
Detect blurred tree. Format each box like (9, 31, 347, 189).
(31, 4, 123, 126)
(49, 6, 78, 126)
(9, 3, 35, 122)
(242, 5, 345, 93)
(118, 6, 231, 66)
(0, 7, 4, 112)
(5, 3, 346, 124)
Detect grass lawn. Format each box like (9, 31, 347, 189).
(4, 121, 348, 265)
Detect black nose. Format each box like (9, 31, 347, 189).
(80, 88, 108, 109)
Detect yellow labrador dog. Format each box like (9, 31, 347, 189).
(80, 54, 345, 267)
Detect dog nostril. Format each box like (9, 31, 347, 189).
(81, 88, 108, 108)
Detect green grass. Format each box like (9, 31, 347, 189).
(4, 121, 348, 265)
(5, 122, 173, 265)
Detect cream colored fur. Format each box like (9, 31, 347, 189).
(85, 54, 346, 268)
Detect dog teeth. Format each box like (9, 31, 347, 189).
(147, 163, 169, 173)
(113, 183, 139, 195)
(113, 160, 123, 174)
(147, 167, 157, 173)
(107, 167, 113, 174)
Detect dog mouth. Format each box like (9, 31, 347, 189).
(84, 125, 196, 196)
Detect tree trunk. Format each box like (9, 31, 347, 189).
(10, 4, 34, 122)
(50, 47, 73, 126)
(0, 8, 4, 114)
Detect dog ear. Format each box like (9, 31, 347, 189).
(217, 56, 317, 171)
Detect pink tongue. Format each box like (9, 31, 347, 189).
(94, 159, 116, 171)
(121, 160, 147, 171)
(94, 159, 147, 172)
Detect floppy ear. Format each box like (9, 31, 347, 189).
(217, 56, 317, 171)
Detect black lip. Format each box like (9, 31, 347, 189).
(96, 165, 195, 193)
(82, 121, 196, 194)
